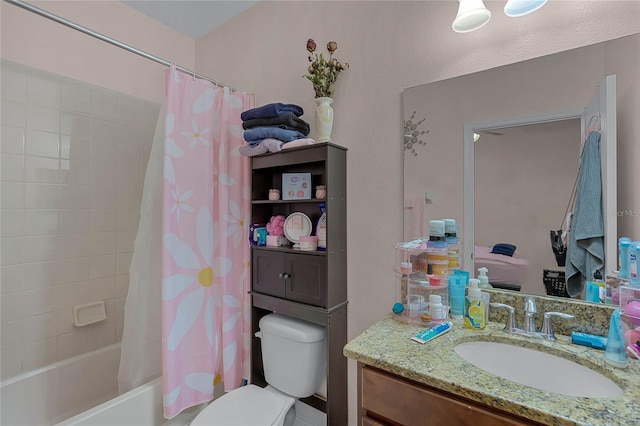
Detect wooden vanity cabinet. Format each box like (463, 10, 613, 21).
(250, 143, 348, 425)
(359, 364, 543, 426)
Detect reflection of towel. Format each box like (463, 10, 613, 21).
(281, 138, 316, 150)
(242, 113, 310, 135)
(241, 103, 303, 121)
(244, 127, 307, 143)
(566, 131, 604, 297)
(404, 195, 426, 241)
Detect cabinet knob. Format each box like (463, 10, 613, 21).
(279, 273, 290, 279)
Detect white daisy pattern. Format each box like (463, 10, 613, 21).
(181, 119, 211, 149)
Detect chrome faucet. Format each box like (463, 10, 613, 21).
(523, 296, 537, 333)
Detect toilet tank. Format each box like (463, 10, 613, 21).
(258, 313, 326, 398)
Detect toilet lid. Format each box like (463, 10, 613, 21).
(190, 385, 295, 426)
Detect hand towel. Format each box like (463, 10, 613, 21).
(239, 142, 268, 157)
(281, 138, 316, 150)
(242, 113, 310, 135)
(240, 103, 303, 121)
(243, 127, 307, 143)
(566, 131, 605, 297)
(262, 138, 284, 153)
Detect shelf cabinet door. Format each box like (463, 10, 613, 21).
(285, 253, 327, 307)
(252, 250, 286, 298)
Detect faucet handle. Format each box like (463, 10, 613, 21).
(524, 296, 537, 314)
(490, 303, 519, 333)
(541, 312, 574, 341)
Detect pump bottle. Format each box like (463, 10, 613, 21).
(477, 267, 492, 288)
(464, 278, 486, 330)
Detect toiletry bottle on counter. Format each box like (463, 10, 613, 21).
(477, 267, 492, 288)
(630, 241, 640, 287)
(619, 237, 632, 279)
(443, 218, 460, 271)
(426, 220, 448, 280)
(316, 203, 327, 251)
(464, 279, 486, 330)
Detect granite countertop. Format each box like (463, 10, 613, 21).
(344, 315, 640, 426)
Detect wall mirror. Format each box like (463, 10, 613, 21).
(403, 34, 639, 301)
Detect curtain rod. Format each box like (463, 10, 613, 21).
(3, 0, 242, 92)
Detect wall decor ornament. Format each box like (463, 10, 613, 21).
(404, 111, 430, 156)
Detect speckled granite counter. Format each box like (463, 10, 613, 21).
(344, 315, 640, 426)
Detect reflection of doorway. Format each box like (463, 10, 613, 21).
(474, 120, 580, 295)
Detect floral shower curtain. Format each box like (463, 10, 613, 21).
(161, 65, 253, 418)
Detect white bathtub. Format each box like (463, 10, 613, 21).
(0, 343, 121, 425)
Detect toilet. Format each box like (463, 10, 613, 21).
(191, 313, 326, 426)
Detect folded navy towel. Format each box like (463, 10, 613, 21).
(242, 113, 310, 135)
(491, 243, 517, 257)
(243, 127, 307, 143)
(241, 103, 303, 121)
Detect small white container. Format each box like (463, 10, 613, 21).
(299, 235, 318, 251)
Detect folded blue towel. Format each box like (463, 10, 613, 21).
(243, 127, 307, 143)
(241, 103, 303, 121)
(491, 243, 517, 257)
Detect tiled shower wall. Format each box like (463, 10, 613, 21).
(0, 60, 158, 380)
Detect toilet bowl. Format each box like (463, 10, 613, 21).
(190, 385, 296, 426)
(190, 313, 326, 426)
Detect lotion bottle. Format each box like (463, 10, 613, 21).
(477, 267, 492, 288)
(464, 278, 486, 330)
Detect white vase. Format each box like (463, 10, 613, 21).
(314, 97, 334, 143)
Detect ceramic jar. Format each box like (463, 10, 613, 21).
(268, 189, 280, 200)
(315, 185, 326, 200)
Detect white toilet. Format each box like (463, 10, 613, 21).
(191, 313, 326, 426)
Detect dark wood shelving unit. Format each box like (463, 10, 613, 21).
(250, 143, 348, 425)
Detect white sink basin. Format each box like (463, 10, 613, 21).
(454, 341, 623, 398)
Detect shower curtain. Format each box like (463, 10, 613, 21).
(118, 65, 254, 419)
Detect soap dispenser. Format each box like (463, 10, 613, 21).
(477, 267, 492, 288)
(464, 278, 486, 330)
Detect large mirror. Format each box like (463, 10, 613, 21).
(403, 34, 639, 300)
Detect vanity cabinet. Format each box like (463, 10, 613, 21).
(359, 364, 543, 426)
(250, 143, 348, 425)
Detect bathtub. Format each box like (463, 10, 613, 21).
(1, 343, 121, 425)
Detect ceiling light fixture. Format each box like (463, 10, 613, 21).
(452, 0, 491, 33)
(452, 0, 548, 33)
(504, 0, 548, 17)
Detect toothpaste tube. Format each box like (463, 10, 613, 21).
(411, 321, 453, 344)
(571, 331, 607, 350)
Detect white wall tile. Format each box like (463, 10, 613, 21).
(25, 156, 59, 183)
(0, 292, 25, 322)
(1, 320, 22, 349)
(57, 308, 74, 335)
(57, 330, 89, 360)
(117, 142, 141, 167)
(23, 287, 58, 316)
(88, 276, 115, 301)
(1, 125, 25, 154)
(26, 105, 59, 133)
(90, 209, 116, 232)
(116, 209, 139, 231)
(89, 254, 116, 280)
(60, 136, 90, 161)
(1, 238, 24, 266)
(1, 210, 26, 238)
(1, 265, 24, 294)
(91, 162, 116, 187)
(1, 182, 25, 209)
(115, 252, 133, 276)
(22, 235, 58, 263)
(62, 113, 91, 138)
(104, 298, 115, 320)
(91, 90, 117, 122)
(25, 129, 59, 158)
(116, 164, 140, 188)
(89, 232, 116, 256)
(22, 337, 57, 371)
(88, 320, 116, 351)
(116, 230, 136, 253)
(57, 281, 88, 310)
(55, 257, 89, 285)
(21, 311, 58, 344)
(116, 185, 141, 210)
(1, 68, 26, 103)
(24, 261, 57, 290)
(60, 184, 89, 209)
(59, 159, 90, 185)
(115, 274, 129, 298)
(91, 141, 117, 164)
(1, 154, 24, 181)
(1, 347, 23, 380)
(59, 209, 89, 234)
(1, 100, 25, 127)
(56, 234, 89, 259)
(27, 75, 60, 109)
(117, 123, 141, 144)
(25, 183, 59, 209)
(24, 210, 58, 236)
(90, 185, 116, 209)
(142, 101, 160, 129)
(118, 95, 142, 126)
(61, 85, 91, 115)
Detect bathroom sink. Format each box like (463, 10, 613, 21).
(454, 341, 623, 398)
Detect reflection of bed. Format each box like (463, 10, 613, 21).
(474, 245, 529, 290)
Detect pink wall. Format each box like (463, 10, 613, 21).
(195, 2, 639, 423)
(1, 0, 195, 103)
